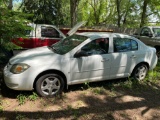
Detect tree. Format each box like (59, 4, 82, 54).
(140, 0, 149, 27)
(20, 0, 58, 24)
(70, 0, 80, 27)
(0, 0, 31, 61)
(78, 0, 109, 26)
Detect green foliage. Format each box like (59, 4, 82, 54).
(28, 92, 38, 101)
(17, 92, 39, 105)
(0, 8, 31, 44)
(91, 87, 105, 95)
(21, 0, 63, 25)
(17, 94, 27, 105)
(16, 114, 26, 120)
(84, 81, 90, 88)
(0, 98, 3, 113)
(0, 2, 32, 62)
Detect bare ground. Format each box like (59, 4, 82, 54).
(0, 64, 160, 120)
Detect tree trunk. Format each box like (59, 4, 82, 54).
(140, 0, 149, 27)
(116, 0, 121, 27)
(70, 0, 79, 27)
(8, 0, 13, 10)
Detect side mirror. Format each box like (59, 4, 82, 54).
(74, 50, 88, 58)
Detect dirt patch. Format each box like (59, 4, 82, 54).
(1, 64, 160, 120)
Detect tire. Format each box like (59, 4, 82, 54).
(156, 50, 160, 60)
(155, 46, 160, 60)
(36, 73, 64, 97)
(132, 64, 148, 81)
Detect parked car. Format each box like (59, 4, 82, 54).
(133, 26, 160, 47)
(3, 32, 157, 97)
(133, 26, 160, 57)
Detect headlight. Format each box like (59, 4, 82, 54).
(10, 63, 30, 74)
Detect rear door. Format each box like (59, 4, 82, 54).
(110, 37, 139, 78)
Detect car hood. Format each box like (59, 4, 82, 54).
(10, 46, 62, 65)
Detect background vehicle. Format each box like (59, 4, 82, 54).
(12, 22, 112, 49)
(4, 32, 157, 97)
(133, 26, 160, 55)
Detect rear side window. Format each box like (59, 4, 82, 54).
(41, 26, 60, 38)
(113, 38, 138, 52)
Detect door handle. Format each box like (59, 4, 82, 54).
(101, 58, 110, 62)
(130, 55, 137, 58)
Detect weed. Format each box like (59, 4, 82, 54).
(28, 92, 38, 101)
(73, 109, 79, 120)
(16, 114, 26, 120)
(145, 70, 160, 83)
(17, 94, 27, 105)
(91, 87, 105, 95)
(0, 99, 2, 105)
(108, 91, 117, 97)
(0, 99, 3, 113)
(0, 106, 3, 113)
(66, 105, 79, 120)
(84, 81, 90, 89)
(107, 83, 115, 91)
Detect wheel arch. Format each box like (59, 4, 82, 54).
(33, 69, 67, 90)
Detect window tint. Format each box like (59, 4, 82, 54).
(81, 38, 109, 55)
(113, 38, 138, 52)
(41, 26, 60, 38)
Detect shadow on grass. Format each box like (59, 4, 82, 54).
(0, 76, 160, 119)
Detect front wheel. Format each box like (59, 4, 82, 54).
(132, 64, 148, 81)
(36, 73, 64, 97)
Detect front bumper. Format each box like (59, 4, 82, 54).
(3, 64, 33, 90)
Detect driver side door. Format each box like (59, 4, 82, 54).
(70, 38, 112, 84)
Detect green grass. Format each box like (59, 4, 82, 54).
(17, 92, 39, 105)
(17, 94, 27, 105)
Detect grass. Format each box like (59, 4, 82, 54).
(17, 92, 39, 105)
(0, 95, 3, 113)
(17, 94, 27, 105)
(28, 92, 38, 101)
(15, 114, 26, 120)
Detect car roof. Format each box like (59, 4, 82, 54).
(76, 32, 130, 38)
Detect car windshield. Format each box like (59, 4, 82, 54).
(51, 34, 88, 54)
(152, 28, 160, 37)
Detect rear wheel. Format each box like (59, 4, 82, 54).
(155, 46, 160, 59)
(132, 64, 148, 81)
(36, 73, 64, 97)
(156, 50, 160, 59)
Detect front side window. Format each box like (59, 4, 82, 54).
(114, 38, 138, 52)
(50, 34, 88, 54)
(41, 26, 60, 38)
(81, 38, 109, 55)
